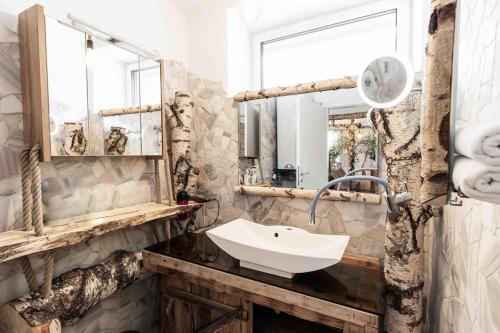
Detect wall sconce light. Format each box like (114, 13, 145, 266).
(86, 35, 95, 68)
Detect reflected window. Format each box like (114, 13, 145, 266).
(131, 64, 161, 106)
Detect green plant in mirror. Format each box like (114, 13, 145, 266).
(359, 135, 376, 161)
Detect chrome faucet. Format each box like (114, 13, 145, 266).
(309, 175, 411, 225)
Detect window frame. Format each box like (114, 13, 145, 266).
(251, 0, 412, 90)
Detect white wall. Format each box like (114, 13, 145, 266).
(184, 0, 239, 92)
(0, 0, 190, 67)
(185, 0, 430, 95)
(0, 0, 430, 96)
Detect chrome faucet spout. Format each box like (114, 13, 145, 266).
(335, 167, 378, 190)
(309, 175, 399, 225)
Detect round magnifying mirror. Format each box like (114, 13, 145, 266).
(357, 54, 414, 109)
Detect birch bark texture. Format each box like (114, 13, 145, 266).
(0, 251, 146, 330)
(374, 90, 432, 333)
(420, 0, 457, 205)
(169, 91, 199, 197)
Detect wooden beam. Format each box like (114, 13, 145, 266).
(18, 4, 51, 162)
(98, 104, 161, 117)
(170, 91, 198, 194)
(197, 309, 240, 333)
(234, 185, 381, 204)
(233, 76, 357, 102)
(166, 288, 239, 313)
(144, 251, 380, 332)
(374, 90, 430, 333)
(341, 252, 381, 272)
(2, 251, 145, 328)
(159, 60, 169, 163)
(330, 112, 367, 121)
(420, 0, 456, 206)
(0, 202, 200, 263)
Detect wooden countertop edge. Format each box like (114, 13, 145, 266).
(0, 202, 200, 263)
(143, 250, 380, 331)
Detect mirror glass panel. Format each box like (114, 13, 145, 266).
(45, 17, 89, 156)
(45, 17, 163, 157)
(139, 57, 162, 156)
(90, 37, 141, 156)
(238, 88, 378, 192)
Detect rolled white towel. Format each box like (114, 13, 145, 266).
(455, 121, 500, 165)
(453, 157, 500, 204)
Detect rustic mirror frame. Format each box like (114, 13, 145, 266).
(233, 77, 382, 205)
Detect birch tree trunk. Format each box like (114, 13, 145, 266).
(374, 90, 432, 333)
(420, 0, 457, 205)
(169, 91, 199, 197)
(0, 251, 146, 330)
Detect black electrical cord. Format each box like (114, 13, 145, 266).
(203, 198, 220, 229)
(184, 198, 220, 234)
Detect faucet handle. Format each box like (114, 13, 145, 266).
(402, 177, 410, 192)
(395, 177, 412, 204)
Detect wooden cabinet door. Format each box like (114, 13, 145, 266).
(161, 275, 252, 333)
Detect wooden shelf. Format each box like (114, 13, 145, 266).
(234, 186, 381, 205)
(0, 202, 200, 263)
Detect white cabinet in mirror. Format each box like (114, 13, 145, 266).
(45, 16, 163, 157)
(237, 86, 379, 196)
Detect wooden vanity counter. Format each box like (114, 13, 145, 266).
(144, 232, 383, 333)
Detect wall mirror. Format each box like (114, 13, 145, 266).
(237, 87, 379, 195)
(44, 16, 164, 158)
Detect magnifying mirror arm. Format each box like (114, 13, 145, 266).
(366, 107, 376, 131)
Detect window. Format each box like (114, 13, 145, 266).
(130, 63, 161, 106)
(252, 0, 412, 89)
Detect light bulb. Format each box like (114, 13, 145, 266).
(86, 36, 95, 68)
(239, 0, 260, 25)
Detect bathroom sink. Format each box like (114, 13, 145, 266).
(206, 218, 349, 278)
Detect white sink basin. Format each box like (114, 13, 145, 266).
(206, 218, 349, 278)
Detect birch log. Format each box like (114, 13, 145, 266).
(233, 76, 357, 102)
(0, 251, 146, 330)
(374, 90, 432, 333)
(169, 92, 199, 196)
(420, 0, 457, 205)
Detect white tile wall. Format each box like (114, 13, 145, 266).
(429, 0, 500, 332)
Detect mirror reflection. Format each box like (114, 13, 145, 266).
(45, 17, 163, 157)
(91, 36, 141, 156)
(238, 89, 378, 192)
(139, 58, 162, 156)
(46, 16, 89, 156)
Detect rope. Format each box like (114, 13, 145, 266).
(163, 158, 175, 205)
(41, 251, 54, 298)
(30, 144, 44, 236)
(20, 144, 33, 231)
(154, 159, 161, 203)
(19, 256, 38, 292)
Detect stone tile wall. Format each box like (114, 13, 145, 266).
(0, 15, 163, 332)
(0, 11, 388, 333)
(427, 0, 500, 332)
(164, 62, 388, 259)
